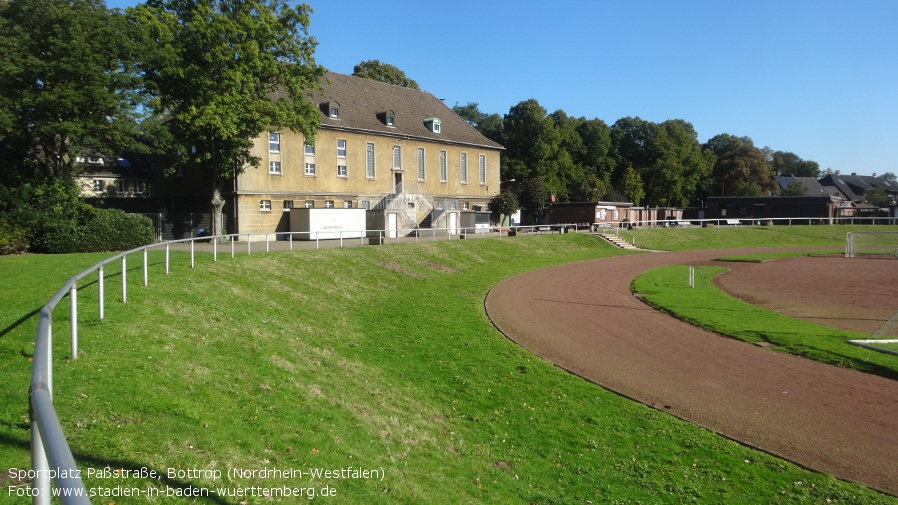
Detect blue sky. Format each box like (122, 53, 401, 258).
(108, 0, 898, 176)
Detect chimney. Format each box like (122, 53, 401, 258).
(835, 170, 841, 175)
(873, 172, 878, 177)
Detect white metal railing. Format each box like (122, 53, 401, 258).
(26, 224, 591, 503)
(618, 216, 898, 228)
(30, 215, 893, 501)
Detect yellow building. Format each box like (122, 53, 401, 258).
(212, 71, 504, 237)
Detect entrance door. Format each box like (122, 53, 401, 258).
(393, 171, 402, 190)
(448, 212, 457, 235)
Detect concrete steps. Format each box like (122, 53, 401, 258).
(597, 234, 639, 250)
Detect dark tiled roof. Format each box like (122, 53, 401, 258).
(818, 174, 896, 201)
(774, 176, 827, 196)
(305, 72, 503, 150)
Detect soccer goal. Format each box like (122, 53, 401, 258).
(847, 309, 898, 356)
(844, 231, 898, 258)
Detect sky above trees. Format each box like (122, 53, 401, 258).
(104, 0, 898, 176)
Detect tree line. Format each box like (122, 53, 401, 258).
(453, 100, 838, 217)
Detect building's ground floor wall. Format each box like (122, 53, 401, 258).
(233, 191, 490, 239)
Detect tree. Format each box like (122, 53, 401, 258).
(783, 181, 808, 196)
(490, 190, 519, 226)
(712, 144, 773, 196)
(453, 102, 502, 143)
(619, 165, 645, 206)
(770, 150, 820, 178)
(518, 176, 550, 221)
(130, 0, 325, 237)
(352, 60, 419, 89)
(0, 0, 144, 179)
(501, 100, 564, 198)
(882, 172, 897, 183)
(865, 186, 892, 207)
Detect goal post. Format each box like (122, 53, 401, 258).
(845, 231, 898, 258)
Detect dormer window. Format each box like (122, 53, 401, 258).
(320, 100, 340, 119)
(424, 118, 441, 133)
(378, 110, 395, 127)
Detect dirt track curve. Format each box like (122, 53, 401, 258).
(484, 249, 898, 496)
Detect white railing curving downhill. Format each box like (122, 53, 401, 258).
(26, 224, 587, 503)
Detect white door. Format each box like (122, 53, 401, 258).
(387, 213, 397, 238)
(448, 212, 457, 235)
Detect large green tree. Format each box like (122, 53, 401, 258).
(0, 0, 143, 180)
(770, 150, 820, 178)
(352, 60, 419, 89)
(130, 0, 324, 237)
(501, 99, 564, 198)
(453, 102, 502, 144)
(705, 134, 774, 196)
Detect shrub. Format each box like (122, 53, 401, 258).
(0, 218, 30, 255)
(41, 209, 155, 253)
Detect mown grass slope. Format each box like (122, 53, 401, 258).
(2, 232, 895, 504)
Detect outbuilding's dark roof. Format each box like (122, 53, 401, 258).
(774, 176, 828, 197)
(306, 72, 503, 150)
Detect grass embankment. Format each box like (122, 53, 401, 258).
(632, 265, 898, 380)
(629, 224, 896, 251)
(2, 233, 895, 504)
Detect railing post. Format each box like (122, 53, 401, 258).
(30, 419, 51, 505)
(231, 236, 235, 258)
(98, 264, 105, 320)
(121, 256, 127, 304)
(190, 240, 195, 269)
(69, 284, 77, 360)
(213, 238, 218, 262)
(289, 233, 294, 251)
(143, 248, 148, 287)
(247, 236, 251, 255)
(165, 243, 170, 274)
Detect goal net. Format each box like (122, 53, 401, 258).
(844, 231, 898, 258)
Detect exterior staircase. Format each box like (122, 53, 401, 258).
(597, 233, 639, 250)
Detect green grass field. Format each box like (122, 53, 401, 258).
(632, 265, 898, 380)
(2, 229, 897, 504)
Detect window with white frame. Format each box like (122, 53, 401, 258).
(283, 200, 293, 211)
(366, 142, 375, 178)
(360, 200, 370, 209)
(304, 200, 315, 208)
(393, 145, 401, 170)
(269, 132, 280, 152)
(463, 201, 469, 210)
(460, 152, 468, 184)
(260, 200, 272, 212)
(92, 179, 105, 192)
(269, 161, 281, 175)
(479, 154, 486, 185)
(304, 140, 315, 176)
(324, 200, 334, 208)
(417, 148, 425, 181)
(336, 139, 347, 177)
(337, 164, 347, 177)
(343, 200, 352, 208)
(439, 150, 447, 182)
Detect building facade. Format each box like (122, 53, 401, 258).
(176, 72, 506, 238)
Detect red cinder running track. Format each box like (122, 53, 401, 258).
(484, 249, 898, 495)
